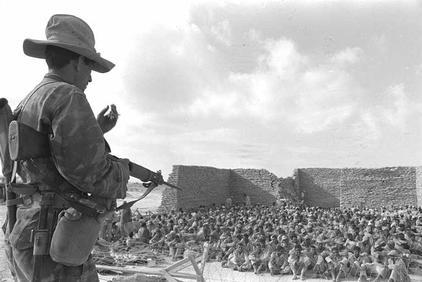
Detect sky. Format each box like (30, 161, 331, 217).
(1, 0, 422, 178)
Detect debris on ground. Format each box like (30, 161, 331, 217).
(93, 239, 167, 269)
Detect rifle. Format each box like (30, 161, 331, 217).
(107, 156, 182, 211)
(8, 120, 182, 210)
(128, 161, 182, 191)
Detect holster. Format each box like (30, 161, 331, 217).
(33, 193, 56, 255)
(32, 192, 62, 282)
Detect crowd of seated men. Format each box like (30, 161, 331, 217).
(104, 200, 422, 281)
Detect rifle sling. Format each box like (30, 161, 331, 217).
(8, 181, 101, 215)
(116, 184, 156, 211)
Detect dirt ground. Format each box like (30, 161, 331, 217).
(98, 261, 422, 282)
(1, 187, 421, 282)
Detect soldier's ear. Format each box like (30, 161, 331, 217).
(75, 56, 85, 71)
(67, 57, 79, 73)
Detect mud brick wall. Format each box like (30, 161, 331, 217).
(413, 167, 422, 207)
(298, 167, 418, 208)
(158, 166, 179, 213)
(297, 168, 342, 208)
(278, 176, 299, 202)
(159, 165, 231, 211)
(229, 169, 279, 205)
(159, 166, 289, 211)
(159, 165, 421, 211)
(340, 167, 416, 208)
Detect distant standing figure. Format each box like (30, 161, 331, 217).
(100, 212, 114, 241)
(226, 197, 233, 208)
(137, 221, 151, 243)
(120, 202, 132, 237)
(244, 193, 251, 207)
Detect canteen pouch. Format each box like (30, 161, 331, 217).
(49, 207, 104, 266)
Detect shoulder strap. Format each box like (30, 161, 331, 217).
(9, 80, 59, 182)
(14, 80, 58, 122)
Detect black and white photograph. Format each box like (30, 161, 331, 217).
(1, 0, 422, 281)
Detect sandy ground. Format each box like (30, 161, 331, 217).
(98, 262, 359, 282)
(98, 260, 422, 282)
(1, 187, 421, 282)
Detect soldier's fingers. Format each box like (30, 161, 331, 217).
(108, 104, 119, 119)
(98, 105, 110, 116)
(109, 113, 118, 120)
(109, 104, 117, 114)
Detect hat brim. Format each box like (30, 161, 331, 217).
(23, 38, 114, 73)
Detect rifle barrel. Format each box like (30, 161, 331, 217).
(129, 161, 182, 190)
(163, 181, 182, 191)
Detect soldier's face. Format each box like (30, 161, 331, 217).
(74, 56, 92, 91)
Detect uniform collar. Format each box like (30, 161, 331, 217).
(44, 72, 66, 82)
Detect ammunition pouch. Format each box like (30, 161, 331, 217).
(8, 120, 49, 161)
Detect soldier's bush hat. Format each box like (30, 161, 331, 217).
(23, 14, 114, 73)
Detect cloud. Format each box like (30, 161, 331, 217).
(331, 47, 363, 65)
(381, 84, 409, 128)
(210, 19, 232, 46)
(121, 24, 221, 113)
(353, 111, 381, 142)
(260, 39, 308, 77)
(186, 39, 360, 133)
(349, 83, 422, 146)
(187, 90, 241, 118)
(120, 5, 368, 137)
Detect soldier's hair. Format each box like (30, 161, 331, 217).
(45, 45, 80, 69)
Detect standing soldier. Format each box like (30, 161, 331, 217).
(3, 14, 130, 281)
(120, 201, 133, 237)
(225, 196, 233, 208)
(243, 193, 251, 207)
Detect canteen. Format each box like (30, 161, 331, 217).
(50, 207, 104, 266)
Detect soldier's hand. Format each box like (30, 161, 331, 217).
(149, 170, 164, 185)
(97, 104, 119, 134)
(143, 181, 158, 189)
